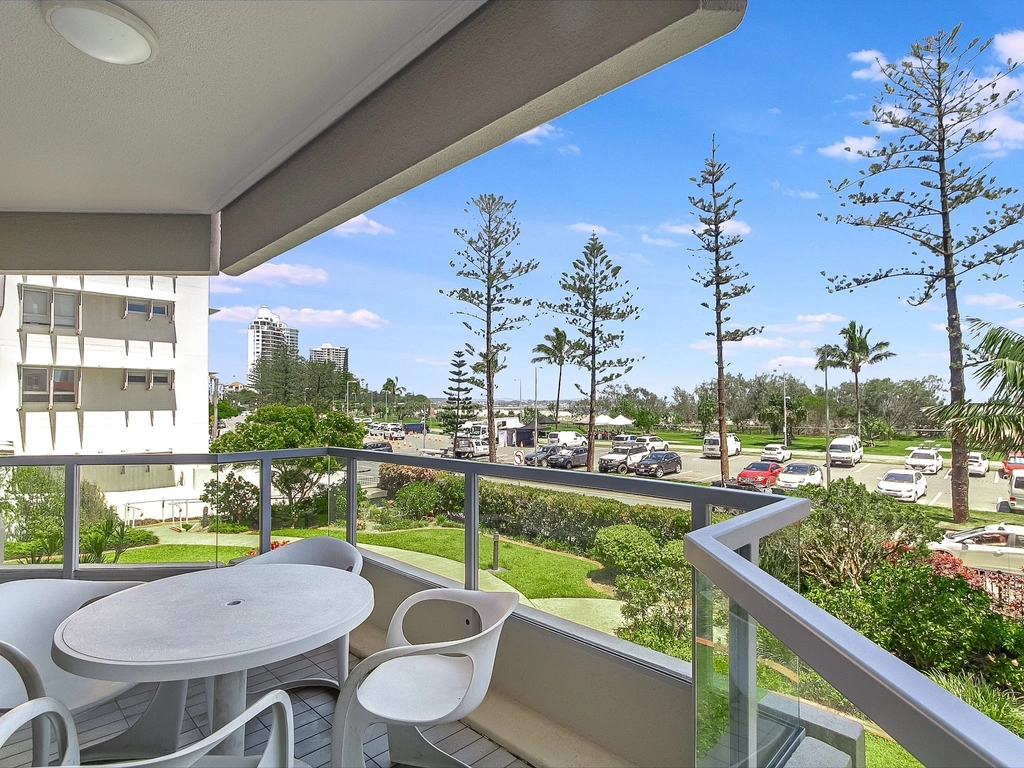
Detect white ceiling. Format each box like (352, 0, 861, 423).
(0, 0, 481, 213)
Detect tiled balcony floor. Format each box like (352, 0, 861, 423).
(0, 644, 530, 768)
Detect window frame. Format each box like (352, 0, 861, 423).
(21, 367, 50, 404)
(52, 292, 78, 329)
(51, 368, 78, 404)
(126, 370, 149, 386)
(20, 366, 80, 408)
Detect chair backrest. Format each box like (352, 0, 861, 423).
(238, 535, 362, 574)
(385, 588, 518, 721)
(0, 580, 140, 709)
(0, 696, 79, 766)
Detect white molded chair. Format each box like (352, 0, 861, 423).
(239, 536, 363, 690)
(0, 580, 145, 766)
(0, 689, 306, 768)
(331, 588, 518, 768)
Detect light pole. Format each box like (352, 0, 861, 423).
(209, 372, 219, 443)
(777, 363, 789, 445)
(513, 378, 522, 413)
(533, 367, 539, 449)
(345, 377, 358, 415)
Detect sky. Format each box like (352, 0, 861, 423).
(209, 1, 1024, 402)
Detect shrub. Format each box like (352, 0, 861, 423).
(435, 474, 465, 517)
(119, 527, 159, 548)
(394, 482, 441, 520)
(205, 519, 250, 534)
(200, 472, 260, 529)
(617, 566, 693, 658)
(929, 671, 1024, 737)
(378, 464, 438, 494)
(593, 525, 662, 576)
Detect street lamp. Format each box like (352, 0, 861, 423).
(776, 363, 789, 445)
(208, 372, 219, 442)
(345, 377, 359, 415)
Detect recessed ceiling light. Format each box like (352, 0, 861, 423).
(41, 0, 158, 65)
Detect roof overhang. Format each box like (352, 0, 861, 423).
(0, 0, 745, 276)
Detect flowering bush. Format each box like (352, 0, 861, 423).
(245, 539, 289, 557)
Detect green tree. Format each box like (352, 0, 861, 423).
(200, 471, 261, 529)
(209, 399, 239, 421)
(832, 322, 896, 440)
(210, 405, 363, 505)
(0, 468, 112, 543)
(531, 327, 585, 432)
(821, 26, 1023, 524)
(690, 137, 761, 482)
(542, 234, 640, 471)
(444, 194, 538, 462)
(248, 346, 307, 407)
(696, 389, 717, 436)
(928, 321, 1024, 453)
(438, 350, 474, 451)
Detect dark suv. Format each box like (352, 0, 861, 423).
(525, 445, 561, 467)
(548, 447, 588, 469)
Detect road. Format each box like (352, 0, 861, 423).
(383, 433, 1009, 513)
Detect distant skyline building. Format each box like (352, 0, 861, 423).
(309, 343, 349, 373)
(247, 306, 298, 372)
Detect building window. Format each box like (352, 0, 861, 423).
(22, 289, 50, 326)
(151, 302, 169, 317)
(127, 370, 148, 385)
(53, 293, 77, 328)
(22, 368, 49, 403)
(52, 369, 77, 403)
(151, 371, 170, 385)
(126, 300, 148, 315)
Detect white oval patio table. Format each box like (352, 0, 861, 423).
(52, 564, 374, 757)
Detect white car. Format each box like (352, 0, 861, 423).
(702, 433, 741, 458)
(634, 435, 669, 452)
(968, 452, 990, 477)
(775, 462, 823, 490)
(876, 470, 927, 502)
(761, 443, 792, 462)
(928, 524, 1024, 574)
(598, 445, 649, 474)
(905, 448, 943, 475)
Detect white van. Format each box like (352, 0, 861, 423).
(702, 433, 741, 458)
(1008, 470, 1024, 510)
(827, 436, 863, 467)
(548, 430, 586, 449)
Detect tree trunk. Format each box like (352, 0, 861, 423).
(554, 364, 563, 433)
(716, 306, 728, 484)
(854, 368, 861, 440)
(587, 345, 597, 472)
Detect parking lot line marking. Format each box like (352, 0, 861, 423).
(855, 464, 869, 473)
(699, 474, 722, 483)
(928, 492, 942, 506)
(944, 469, 952, 480)
(994, 475, 1003, 484)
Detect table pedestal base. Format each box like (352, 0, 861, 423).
(210, 670, 247, 756)
(79, 680, 186, 764)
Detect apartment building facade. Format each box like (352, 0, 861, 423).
(0, 274, 209, 456)
(246, 306, 298, 372)
(308, 342, 348, 373)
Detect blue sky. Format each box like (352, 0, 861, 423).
(210, 1, 1024, 401)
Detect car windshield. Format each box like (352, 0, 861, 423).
(1009, 457, 1024, 465)
(647, 452, 668, 460)
(746, 462, 771, 471)
(969, 453, 984, 462)
(784, 465, 811, 475)
(764, 445, 781, 451)
(830, 444, 850, 452)
(883, 472, 914, 484)
(704, 438, 719, 445)
(910, 451, 935, 460)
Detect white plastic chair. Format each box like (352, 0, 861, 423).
(330, 589, 518, 768)
(0, 689, 306, 768)
(0, 579, 144, 766)
(239, 536, 363, 690)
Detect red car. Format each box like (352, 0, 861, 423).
(737, 461, 785, 489)
(1002, 452, 1024, 479)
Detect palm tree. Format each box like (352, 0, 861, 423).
(833, 322, 896, 439)
(928, 322, 1024, 454)
(815, 343, 844, 476)
(531, 328, 584, 431)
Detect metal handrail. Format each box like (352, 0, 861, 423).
(685, 496, 1024, 767)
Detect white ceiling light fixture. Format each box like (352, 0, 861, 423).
(41, 0, 157, 65)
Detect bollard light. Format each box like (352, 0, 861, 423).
(492, 532, 500, 571)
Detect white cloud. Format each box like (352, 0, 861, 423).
(516, 123, 561, 144)
(569, 222, 612, 236)
(849, 49, 889, 81)
(797, 313, 844, 323)
(789, 143, 805, 156)
(1008, 317, 1024, 328)
(770, 180, 819, 199)
(930, 323, 948, 332)
(768, 107, 781, 114)
(210, 263, 328, 295)
(995, 30, 1024, 62)
(414, 357, 447, 367)
(765, 356, 817, 370)
(641, 234, 680, 247)
(629, 252, 650, 265)
(558, 144, 581, 155)
(332, 214, 395, 237)
(833, 94, 860, 103)
(818, 135, 879, 160)
(211, 305, 387, 328)
(764, 323, 821, 333)
(660, 220, 752, 237)
(979, 110, 1024, 155)
(965, 293, 1021, 310)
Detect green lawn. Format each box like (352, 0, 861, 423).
(112, 544, 250, 564)
(866, 732, 921, 768)
(918, 503, 1019, 531)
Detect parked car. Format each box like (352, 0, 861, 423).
(968, 452, 990, 477)
(634, 435, 669, 452)
(1008, 470, 1024, 511)
(775, 463, 823, 490)
(928, 524, 1024, 574)
(612, 434, 639, 448)
(1001, 452, 1024, 479)
(702, 433, 741, 458)
(548, 431, 586, 449)
(737, 461, 784, 490)
(634, 451, 683, 478)
(876, 470, 927, 502)
(361, 441, 393, 453)
(760, 443, 792, 462)
(905, 448, 943, 475)
(548, 446, 588, 469)
(827, 436, 863, 467)
(454, 438, 489, 458)
(524, 444, 561, 467)
(598, 445, 649, 474)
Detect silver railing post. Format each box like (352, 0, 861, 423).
(63, 462, 80, 579)
(728, 541, 759, 768)
(464, 470, 479, 590)
(346, 457, 358, 545)
(259, 456, 272, 554)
